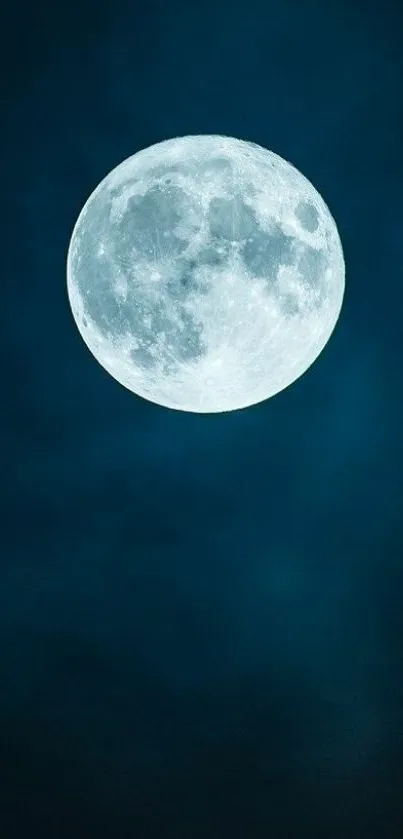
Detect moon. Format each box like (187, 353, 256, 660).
(67, 135, 345, 413)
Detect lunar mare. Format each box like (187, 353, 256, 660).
(67, 135, 345, 412)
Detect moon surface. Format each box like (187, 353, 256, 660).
(67, 135, 345, 413)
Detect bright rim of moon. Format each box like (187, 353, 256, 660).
(67, 135, 345, 413)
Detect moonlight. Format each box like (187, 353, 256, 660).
(67, 135, 345, 413)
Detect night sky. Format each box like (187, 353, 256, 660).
(2, 0, 403, 836)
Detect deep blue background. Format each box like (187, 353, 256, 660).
(2, 0, 403, 836)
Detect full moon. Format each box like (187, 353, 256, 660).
(67, 135, 345, 413)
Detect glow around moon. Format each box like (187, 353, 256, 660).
(67, 135, 345, 413)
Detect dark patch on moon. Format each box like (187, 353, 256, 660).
(166, 262, 197, 300)
(196, 245, 223, 267)
(238, 213, 327, 314)
(164, 257, 212, 303)
(199, 156, 234, 181)
(130, 303, 207, 377)
(297, 245, 326, 290)
(109, 177, 141, 202)
(118, 185, 198, 258)
(241, 222, 295, 282)
(277, 244, 327, 317)
(294, 200, 319, 232)
(208, 196, 258, 241)
(147, 161, 195, 181)
(280, 293, 303, 317)
(72, 179, 214, 380)
(78, 255, 207, 378)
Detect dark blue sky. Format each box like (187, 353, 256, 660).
(2, 1, 403, 836)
